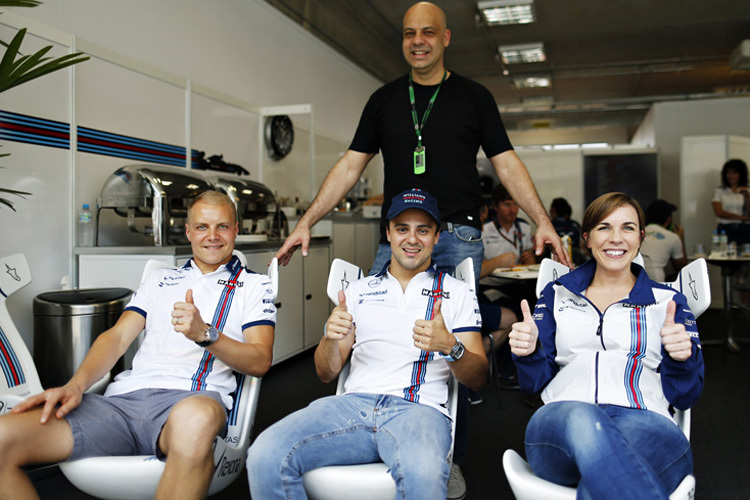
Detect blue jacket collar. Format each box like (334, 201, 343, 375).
(556, 259, 656, 306)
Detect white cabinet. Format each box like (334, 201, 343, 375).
(333, 219, 380, 274)
(304, 245, 331, 349)
(79, 254, 176, 290)
(244, 250, 304, 365)
(244, 242, 331, 364)
(332, 222, 355, 264)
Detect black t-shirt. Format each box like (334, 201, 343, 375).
(350, 72, 513, 240)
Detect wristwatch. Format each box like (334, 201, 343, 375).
(196, 323, 220, 347)
(448, 338, 465, 361)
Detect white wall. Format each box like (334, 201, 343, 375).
(633, 97, 750, 215)
(681, 135, 750, 308)
(0, 0, 382, 349)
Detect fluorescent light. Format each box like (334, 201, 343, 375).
(499, 42, 546, 64)
(512, 74, 551, 88)
(478, 0, 535, 25)
(581, 143, 610, 149)
(552, 144, 579, 150)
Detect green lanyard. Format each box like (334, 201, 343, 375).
(409, 70, 446, 175)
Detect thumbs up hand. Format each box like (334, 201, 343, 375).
(509, 299, 539, 357)
(413, 299, 453, 354)
(172, 289, 206, 342)
(325, 289, 353, 341)
(660, 301, 692, 361)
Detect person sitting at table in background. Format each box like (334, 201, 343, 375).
(641, 199, 687, 282)
(549, 197, 586, 265)
(510, 191, 703, 499)
(477, 184, 536, 391)
(549, 197, 582, 247)
(481, 184, 535, 278)
(712, 158, 750, 245)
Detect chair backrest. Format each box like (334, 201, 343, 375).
(327, 258, 364, 304)
(0, 253, 42, 398)
(535, 256, 710, 319)
(535, 258, 571, 298)
(666, 258, 710, 319)
(454, 257, 475, 292)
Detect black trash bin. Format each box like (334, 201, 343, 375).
(33, 287, 133, 388)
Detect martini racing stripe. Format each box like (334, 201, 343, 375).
(0, 326, 25, 388)
(624, 307, 647, 409)
(403, 272, 444, 403)
(191, 267, 243, 391)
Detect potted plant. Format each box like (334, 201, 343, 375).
(1, 0, 89, 210)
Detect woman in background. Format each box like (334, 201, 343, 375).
(510, 192, 703, 499)
(712, 158, 750, 245)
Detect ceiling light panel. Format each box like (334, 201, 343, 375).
(478, 0, 535, 25)
(513, 75, 551, 88)
(498, 42, 546, 64)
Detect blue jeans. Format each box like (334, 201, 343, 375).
(247, 393, 452, 500)
(525, 402, 693, 500)
(369, 224, 483, 466)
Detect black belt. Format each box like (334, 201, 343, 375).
(440, 221, 455, 232)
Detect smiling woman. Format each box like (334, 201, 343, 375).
(509, 191, 703, 499)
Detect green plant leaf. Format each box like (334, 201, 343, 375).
(3, 53, 89, 92)
(0, 27, 26, 82)
(0, 28, 89, 93)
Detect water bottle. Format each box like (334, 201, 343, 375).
(77, 204, 95, 247)
(561, 235, 572, 262)
(719, 230, 728, 257)
(728, 241, 738, 259)
(711, 230, 720, 255)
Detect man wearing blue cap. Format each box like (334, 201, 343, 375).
(248, 189, 487, 500)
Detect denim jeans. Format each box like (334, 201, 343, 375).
(525, 401, 693, 500)
(369, 224, 483, 466)
(247, 393, 452, 500)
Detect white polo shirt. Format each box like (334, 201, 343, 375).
(712, 187, 746, 224)
(343, 265, 481, 417)
(641, 224, 684, 282)
(105, 256, 276, 408)
(482, 219, 533, 263)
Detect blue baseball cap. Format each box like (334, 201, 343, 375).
(385, 188, 441, 224)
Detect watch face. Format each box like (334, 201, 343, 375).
(451, 340, 465, 360)
(264, 115, 294, 161)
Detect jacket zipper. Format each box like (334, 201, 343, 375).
(594, 352, 599, 404)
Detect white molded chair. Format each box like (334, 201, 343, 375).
(0, 253, 40, 415)
(302, 258, 472, 500)
(59, 252, 276, 500)
(504, 257, 709, 500)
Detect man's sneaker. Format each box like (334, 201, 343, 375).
(447, 464, 467, 500)
(468, 389, 484, 405)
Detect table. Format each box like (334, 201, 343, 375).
(705, 256, 750, 352)
(489, 264, 540, 281)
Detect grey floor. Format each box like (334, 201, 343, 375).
(32, 308, 750, 499)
